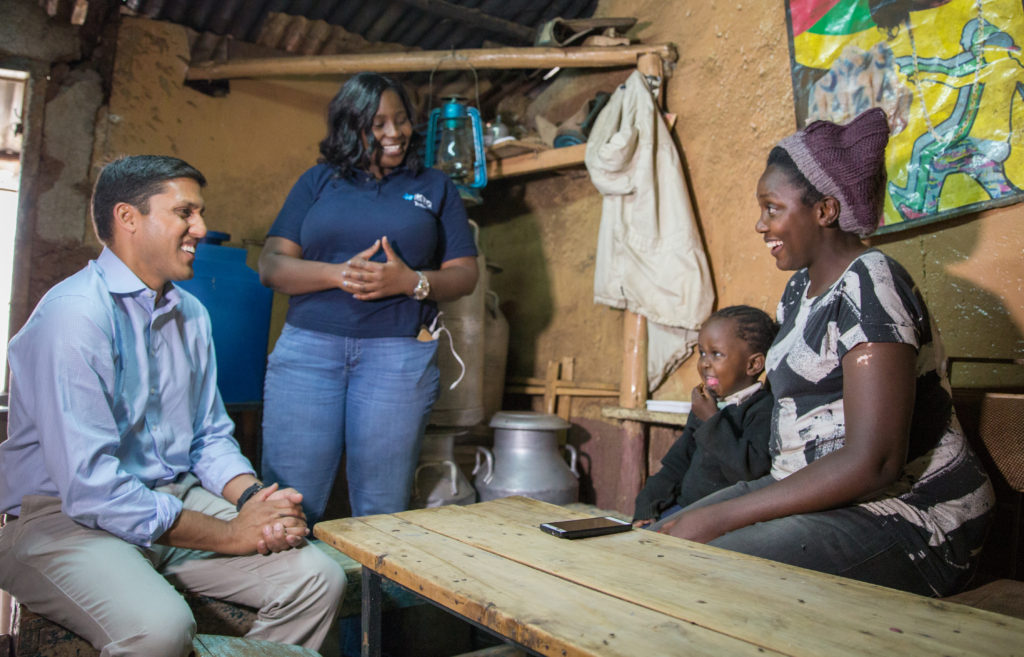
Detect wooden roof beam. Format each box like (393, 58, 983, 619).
(186, 43, 677, 81)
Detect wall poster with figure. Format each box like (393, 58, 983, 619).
(784, 0, 1024, 234)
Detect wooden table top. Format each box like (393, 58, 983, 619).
(314, 496, 1024, 657)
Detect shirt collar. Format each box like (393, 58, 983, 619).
(96, 247, 147, 294)
(96, 247, 181, 309)
(718, 380, 763, 409)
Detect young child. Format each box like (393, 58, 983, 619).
(633, 305, 777, 527)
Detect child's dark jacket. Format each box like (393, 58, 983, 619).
(633, 388, 773, 522)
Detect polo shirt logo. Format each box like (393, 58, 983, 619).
(403, 193, 433, 210)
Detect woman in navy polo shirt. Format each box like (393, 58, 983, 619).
(258, 72, 479, 523)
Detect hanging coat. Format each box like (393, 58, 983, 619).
(585, 70, 714, 390)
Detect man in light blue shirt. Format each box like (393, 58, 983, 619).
(0, 155, 344, 656)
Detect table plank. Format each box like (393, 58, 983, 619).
(315, 514, 786, 657)
(385, 497, 1024, 657)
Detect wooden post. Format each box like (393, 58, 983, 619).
(556, 357, 575, 421)
(541, 357, 578, 421)
(636, 52, 664, 92)
(616, 310, 648, 513)
(544, 360, 560, 416)
(618, 312, 648, 410)
(614, 52, 664, 513)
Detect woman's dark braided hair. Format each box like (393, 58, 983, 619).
(711, 305, 779, 355)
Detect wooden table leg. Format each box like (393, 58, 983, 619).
(361, 568, 383, 657)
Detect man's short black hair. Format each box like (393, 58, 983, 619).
(91, 155, 206, 244)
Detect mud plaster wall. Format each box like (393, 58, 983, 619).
(476, 0, 1024, 510)
(516, 0, 1024, 394)
(98, 19, 337, 278)
(96, 18, 341, 343)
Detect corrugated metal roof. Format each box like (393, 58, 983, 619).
(121, 0, 598, 50)
(41, 0, 602, 111)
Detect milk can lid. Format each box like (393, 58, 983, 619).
(489, 411, 570, 431)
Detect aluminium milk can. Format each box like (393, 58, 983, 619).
(430, 221, 486, 427)
(410, 428, 477, 508)
(482, 287, 509, 423)
(472, 411, 579, 504)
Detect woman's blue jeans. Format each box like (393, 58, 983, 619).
(261, 324, 440, 524)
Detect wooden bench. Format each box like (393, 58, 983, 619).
(581, 392, 1024, 622)
(941, 390, 1024, 619)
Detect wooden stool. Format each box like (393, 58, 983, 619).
(12, 609, 318, 657)
(193, 634, 318, 656)
(9, 606, 91, 657)
(5, 539, 427, 656)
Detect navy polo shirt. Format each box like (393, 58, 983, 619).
(268, 163, 477, 338)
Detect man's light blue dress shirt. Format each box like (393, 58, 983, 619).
(0, 248, 254, 546)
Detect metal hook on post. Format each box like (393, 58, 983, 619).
(637, 53, 664, 106)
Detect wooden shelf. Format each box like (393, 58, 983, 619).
(601, 406, 689, 427)
(487, 143, 587, 180)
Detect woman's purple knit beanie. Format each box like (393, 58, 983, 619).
(776, 108, 890, 237)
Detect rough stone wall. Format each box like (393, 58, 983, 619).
(0, 0, 97, 333)
(0, 0, 79, 63)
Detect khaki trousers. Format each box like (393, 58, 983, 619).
(0, 476, 345, 657)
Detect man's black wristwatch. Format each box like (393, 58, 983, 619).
(235, 481, 265, 512)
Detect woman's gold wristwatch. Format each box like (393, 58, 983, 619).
(411, 271, 430, 300)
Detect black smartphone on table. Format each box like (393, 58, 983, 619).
(539, 516, 633, 539)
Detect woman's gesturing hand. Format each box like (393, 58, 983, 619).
(340, 236, 418, 300)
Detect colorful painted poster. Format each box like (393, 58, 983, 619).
(785, 0, 1024, 233)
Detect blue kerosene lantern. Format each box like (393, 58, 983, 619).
(425, 97, 487, 190)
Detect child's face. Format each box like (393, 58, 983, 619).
(696, 317, 762, 398)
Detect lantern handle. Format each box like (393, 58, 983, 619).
(427, 49, 482, 116)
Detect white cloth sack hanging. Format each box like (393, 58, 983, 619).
(585, 70, 714, 391)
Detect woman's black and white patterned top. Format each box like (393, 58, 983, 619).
(766, 249, 993, 584)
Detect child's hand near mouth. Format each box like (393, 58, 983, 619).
(691, 381, 719, 420)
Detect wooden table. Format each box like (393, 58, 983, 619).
(314, 496, 1024, 657)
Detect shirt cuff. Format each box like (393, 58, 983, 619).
(197, 456, 256, 500)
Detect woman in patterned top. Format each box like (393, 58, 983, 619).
(658, 108, 994, 596)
